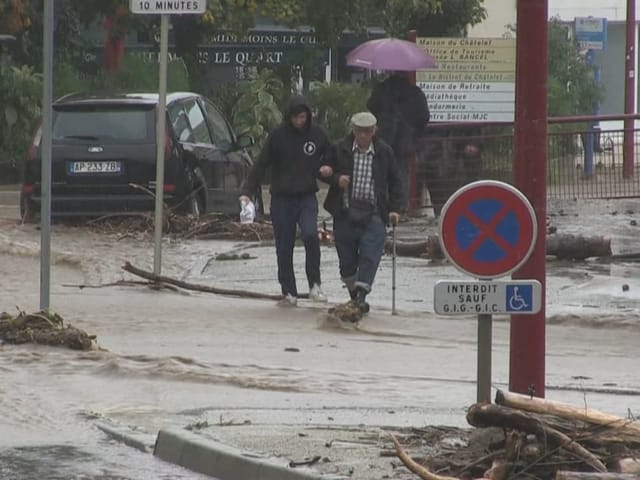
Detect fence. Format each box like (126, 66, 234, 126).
(414, 114, 640, 215)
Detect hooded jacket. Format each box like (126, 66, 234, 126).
(242, 95, 329, 197)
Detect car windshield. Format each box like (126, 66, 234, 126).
(52, 106, 153, 143)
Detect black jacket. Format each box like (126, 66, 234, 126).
(322, 135, 404, 224)
(367, 75, 430, 157)
(242, 95, 329, 197)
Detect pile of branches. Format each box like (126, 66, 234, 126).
(392, 390, 640, 480)
(86, 212, 275, 242)
(0, 310, 96, 351)
(182, 216, 274, 241)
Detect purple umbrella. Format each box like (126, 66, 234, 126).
(346, 38, 436, 71)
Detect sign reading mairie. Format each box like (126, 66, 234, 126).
(130, 0, 207, 14)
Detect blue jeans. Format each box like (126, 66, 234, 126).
(333, 213, 386, 293)
(270, 193, 321, 297)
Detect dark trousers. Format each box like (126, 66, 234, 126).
(271, 193, 321, 297)
(333, 213, 386, 293)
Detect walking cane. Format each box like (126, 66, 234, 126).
(391, 222, 397, 315)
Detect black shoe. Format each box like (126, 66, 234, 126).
(354, 287, 369, 314)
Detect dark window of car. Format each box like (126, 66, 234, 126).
(52, 106, 153, 143)
(200, 99, 234, 151)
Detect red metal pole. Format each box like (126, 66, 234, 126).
(624, 0, 636, 178)
(510, 0, 548, 398)
(407, 29, 418, 216)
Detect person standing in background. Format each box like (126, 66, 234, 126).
(367, 72, 430, 209)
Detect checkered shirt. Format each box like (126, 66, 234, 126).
(350, 140, 376, 205)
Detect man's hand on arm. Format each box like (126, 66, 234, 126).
(338, 175, 350, 189)
(319, 165, 333, 177)
(389, 212, 401, 225)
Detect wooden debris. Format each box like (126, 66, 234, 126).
(390, 433, 459, 480)
(122, 262, 283, 300)
(495, 390, 640, 439)
(0, 310, 96, 350)
(389, 234, 612, 260)
(467, 403, 607, 473)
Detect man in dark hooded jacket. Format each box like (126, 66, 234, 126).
(240, 95, 331, 307)
(367, 73, 430, 209)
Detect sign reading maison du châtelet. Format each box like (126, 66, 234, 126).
(130, 0, 206, 14)
(417, 37, 516, 123)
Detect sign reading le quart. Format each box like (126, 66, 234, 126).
(130, 0, 206, 14)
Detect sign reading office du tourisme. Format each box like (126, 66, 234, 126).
(130, 0, 206, 14)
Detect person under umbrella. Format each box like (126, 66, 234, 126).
(367, 72, 430, 210)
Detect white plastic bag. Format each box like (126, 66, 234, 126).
(239, 199, 256, 224)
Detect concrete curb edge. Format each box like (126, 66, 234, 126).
(153, 428, 348, 480)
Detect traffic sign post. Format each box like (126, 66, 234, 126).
(129, 1, 206, 275)
(435, 180, 538, 403)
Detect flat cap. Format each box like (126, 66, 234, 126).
(350, 111, 377, 128)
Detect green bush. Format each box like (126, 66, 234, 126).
(308, 82, 371, 142)
(0, 64, 42, 179)
(231, 70, 285, 158)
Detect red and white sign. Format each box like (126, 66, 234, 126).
(439, 180, 537, 279)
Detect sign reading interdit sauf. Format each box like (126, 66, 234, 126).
(416, 37, 516, 123)
(130, 0, 206, 14)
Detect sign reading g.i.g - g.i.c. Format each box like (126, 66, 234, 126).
(130, 0, 206, 14)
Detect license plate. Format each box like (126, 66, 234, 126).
(69, 161, 122, 174)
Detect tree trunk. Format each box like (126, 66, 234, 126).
(388, 234, 612, 260)
(467, 403, 607, 473)
(495, 390, 640, 438)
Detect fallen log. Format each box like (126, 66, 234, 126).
(122, 262, 283, 300)
(556, 473, 640, 480)
(467, 403, 607, 473)
(495, 390, 640, 439)
(388, 234, 612, 260)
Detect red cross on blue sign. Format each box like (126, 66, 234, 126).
(439, 180, 537, 279)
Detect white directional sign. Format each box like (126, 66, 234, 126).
(434, 280, 542, 316)
(130, 0, 207, 14)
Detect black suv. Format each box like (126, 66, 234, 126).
(21, 92, 261, 220)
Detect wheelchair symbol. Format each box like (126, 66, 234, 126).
(508, 286, 528, 311)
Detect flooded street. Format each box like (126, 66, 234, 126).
(0, 197, 639, 479)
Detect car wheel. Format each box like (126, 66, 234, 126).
(20, 191, 38, 224)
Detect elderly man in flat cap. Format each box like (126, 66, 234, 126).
(320, 111, 404, 315)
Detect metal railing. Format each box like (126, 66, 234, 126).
(414, 114, 640, 214)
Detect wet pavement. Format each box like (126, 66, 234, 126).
(0, 191, 639, 479)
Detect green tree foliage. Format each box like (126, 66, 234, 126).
(0, 64, 41, 174)
(231, 70, 284, 157)
(547, 17, 602, 117)
(309, 82, 371, 141)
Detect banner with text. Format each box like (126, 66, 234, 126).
(417, 37, 516, 123)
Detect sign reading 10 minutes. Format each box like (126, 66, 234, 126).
(130, 0, 206, 14)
